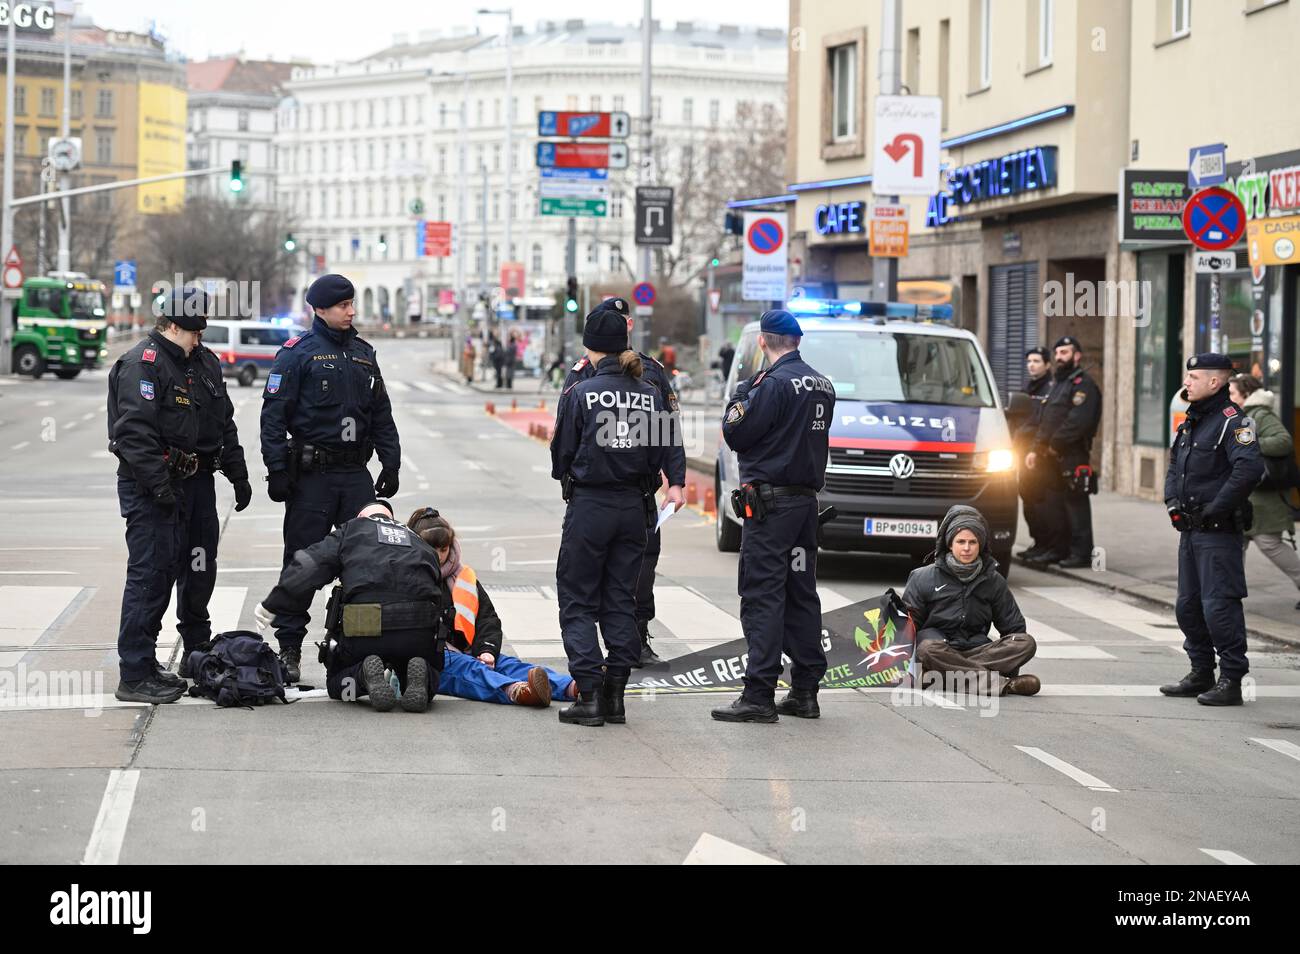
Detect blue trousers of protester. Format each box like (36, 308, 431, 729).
(439, 649, 574, 703)
(117, 476, 187, 682)
(737, 495, 827, 704)
(556, 488, 646, 693)
(275, 468, 376, 652)
(1175, 529, 1250, 680)
(176, 470, 221, 652)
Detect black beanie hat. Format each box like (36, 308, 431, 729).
(582, 298, 630, 353)
(306, 274, 355, 310)
(158, 287, 208, 331)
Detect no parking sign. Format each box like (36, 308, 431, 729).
(742, 212, 788, 301)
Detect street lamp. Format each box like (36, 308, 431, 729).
(476, 8, 512, 273)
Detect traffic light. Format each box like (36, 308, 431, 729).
(724, 212, 742, 235)
(229, 159, 243, 192)
(377, 234, 388, 253)
(710, 257, 721, 267)
(565, 276, 578, 314)
(283, 233, 296, 252)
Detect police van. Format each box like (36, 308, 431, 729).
(203, 320, 304, 386)
(714, 301, 1019, 575)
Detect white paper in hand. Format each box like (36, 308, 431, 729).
(655, 501, 678, 533)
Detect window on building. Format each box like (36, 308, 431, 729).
(335, 190, 342, 216)
(384, 98, 392, 125)
(565, 94, 578, 110)
(13, 127, 26, 155)
(93, 131, 112, 164)
(906, 27, 921, 93)
(351, 188, 358, 216)
(39, 87, 55, 116)
(439, 102, 447, 127)
(238, 109, 249, 131)
(830, 43, 856, 139)
(977, 0, 992, 88)
(491, 244, 499, 271)
(238, 143, 249, 164)
(1134, 252, 1183, 446)
(531, 243, 543, 273)
(437, 194, 446, 219)
(319, 189, 327, 217)
(1038, 0, 1054, 64)
(476, 99, 484, 125)
(400, 97, 407, 125)
(14, 86, 26, 115)
(493, 98, 500, 125)
(609, 247, 621, 272)
(709, 98, 720, 126)
(1173, 0, 1191, 36)
(493, 144, 500, 171)
(368, 101, 375, 126)
(589, 95, 602, 111)
(399, 139, 407, 160)
(438, 146, 447, 174)
(71, 89, 82, 118)
(652, 96, 662, 121)
(613, 95, 624, 111)
(367, 188, 374, 215)
(682, 98, 693, 124)
(96, 88, 113, 118)
(492, 194, 499, 221)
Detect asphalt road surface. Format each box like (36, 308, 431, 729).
(1, 337, 1297, 865)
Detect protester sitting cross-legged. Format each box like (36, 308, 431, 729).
(407, 508, 576, 706)
(901, 505, 1040, 696)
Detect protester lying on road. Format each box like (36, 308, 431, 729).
(407, 508, 577, 707)
(901, 505, 1040, 696)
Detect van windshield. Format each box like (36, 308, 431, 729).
(799, 330, 995, 407)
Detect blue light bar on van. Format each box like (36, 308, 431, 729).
(785, 298, 953, 320)
(785, 298, 862, 316)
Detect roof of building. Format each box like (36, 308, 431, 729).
(188, 57, 295, 95)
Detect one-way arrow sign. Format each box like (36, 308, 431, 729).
(1188, 142, 1227, 189)
(635, 186, 673, 246)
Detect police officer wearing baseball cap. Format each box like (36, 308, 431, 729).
(107, 286, 206, 703)
(259, 274, 402, 682)
(561, 296, 687, 668)
(1161, 353, 1263, 706)
(712, 309, 835, 724)
(1024, 335, 1102, 568)
(551, 300, 669, 726)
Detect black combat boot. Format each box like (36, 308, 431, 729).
(559, 686, 606, 726)
(1159, 668, 1216, 697)
(775, 688, 820, 719)
(115, 675, 186, 705)
(401, 657, 430, 713)
(632, 621, 665, 669)
(361, 655, 396, 712)
(1197, 675, 1244, 707)
(711, 697, 779, 723)
(601, 670, 630, 724)
(279, 645, 302, 684)
(152, 664, 187, 690)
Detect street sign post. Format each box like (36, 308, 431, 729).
(540, 196, 608, 217)
(536, 142, 628, 170)
(1193, 250, 1237, 274)
(871, 95, 942, 196)
(1182, 187, 1247, 251)
(537, 111, 631, 139)
(538, 179, 610, 200)
(3, 245, 23, 289)
(1188, 143, 1227, 189)
(868, 205, 909, 258)
(540, 167, 608, 181)
(113, 259, 137, 289)
(634, 186, 673, 246)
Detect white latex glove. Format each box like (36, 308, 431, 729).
(254, 603, 273, 634)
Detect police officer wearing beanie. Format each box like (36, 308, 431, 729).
(259, 274, 401, 682)
(550, 302, 669, 726)
(712, 310, 835, 724)
(562, 296, 686, 668)
(1024, 335, 1102, 568)
(174, 315, 253, 677)
(1161, 353, 1263, 706)
(1013, 346, 1053, 558)
(107, 287, 206, 704)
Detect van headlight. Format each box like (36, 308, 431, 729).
(980, 449, 1015, 473)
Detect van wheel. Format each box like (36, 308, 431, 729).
(715, 472, 741, 552)
(54, 367, 81, 380)
(14, 345, 44, 378)
(237, 365, 257, 387)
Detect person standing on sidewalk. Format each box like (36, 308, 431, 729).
(1024, 336, 1101, 568)
(1229, 374, 1300, 608)
(1161, 354, 1264, 706)
(1013, 347, 1053, 559)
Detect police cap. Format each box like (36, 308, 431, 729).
(306, 274, 356, 310)
(1052, 335, 1082, 352)
(582, 298, 630, 353)
(759, 309, 802, 337)
(1187, 352, 1234, 371)
(158, 287, 208, 331)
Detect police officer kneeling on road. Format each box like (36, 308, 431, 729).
(713, 309, 835, 724)
(260, 274, 401, 684)
(107, 288, 206, 704)
(174, 323, 253, 678)
(550, 302, 668, 727)
(1161, 353, 1264, 706)
(254, 500, 445, 712)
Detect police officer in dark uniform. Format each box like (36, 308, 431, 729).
(260, 274, 401, 682)
(1025, 336, 1101, 568)
(1013, 346, 1053, 559)
(1161, 353, 1263, 706)
(174, 330, 253, 676)
(712, 310, 835, 724)
(562, 296, 686, 667)
(255, 501, 445, 713)
(551, 303, 668, 727)
(107, 287, 205, 704)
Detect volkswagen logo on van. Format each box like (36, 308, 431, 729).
(889, 453, 916, 479)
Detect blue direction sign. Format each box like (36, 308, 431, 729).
(114, 259, 137, 288)
(1188, 143, 1226, 189)
(541, 167, 609, 181)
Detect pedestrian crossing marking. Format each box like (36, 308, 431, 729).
(156, 586, 248, 665)
(385, 380, 412, 392)
(412, 381, 442, 394)
(1022, 616, 1078, 643)
(1024, 586, 1184, 642)
(0, 585, 84, 667)
(1036, 645, 1116, 660)
(1249, 737, 1300, 763)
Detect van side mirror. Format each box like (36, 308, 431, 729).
(1006, 391, 1032, 417)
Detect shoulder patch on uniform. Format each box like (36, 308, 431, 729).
(1072, 375, 1082, 385)
(1072, 390, 1087, 406)
(283, 336, 301, 348)
(266, 373, 282, 395)
(642, 352, 663, 369)
(375, 522, 412, 546)
(571, 357, 589, 372)
(141, 348, 156, 363)
(752, 370, 769, 387)
(1235, 426, 1256, 445)
(1223, 406, 1237, 418)
(725, 403, 745, 424)
(139, 380, 155, 401)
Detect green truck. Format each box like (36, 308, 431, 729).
(10, 274, 109, 379)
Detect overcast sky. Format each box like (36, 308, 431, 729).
(80, 0, 788, 64)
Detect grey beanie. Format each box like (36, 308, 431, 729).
(940, 505, 989, 553)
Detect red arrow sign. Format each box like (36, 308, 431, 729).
(4, 245, 22, 268)
(882, 133, 923, 177)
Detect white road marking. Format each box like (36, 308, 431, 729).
(0, 546, 99, 551)
(1200, 849, 1255, 865)
(1036, 645, 1117, 660)
(402, 456, 421, 474)
(507, 558, 555, 566)
(1033, 684, 1300, 697)
(442, 381, 468, 394)
(1025, 586, 1183, 642)
(531, 465, 550, 473)
(385, 380, 412, 392)
(35, 400, 53, 407)
(63, 421, 78, 430)
(0, 570, 75, 576)
(683, 833, 783, 866)
(1021, 616, 1079, 643)
(816, 586, 853, 612)
(1015, 745, 1117, 792)
(84, 769, 140, 866)
(157, 587, 249, 665)
(0, 585, 83, 666)
(80, 411, 95, 421)
(464, 461, 482, 470)
(1248, 737, 1300, 763)
(892, 688, 966, 710)
(652, 585, 743, 650)
(214, 566, 283, 573)
(10, 441, 30, 451)
(412, 381, 442, 393)
(461, 532, 560, 543)
(418, 410, 438, 418)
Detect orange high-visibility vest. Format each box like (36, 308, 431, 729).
(452, 566, 479, 644)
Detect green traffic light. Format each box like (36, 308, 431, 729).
(565, 298, 578, 313)
(229, 179, 243, 193)
(711, 258, 720, 267)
